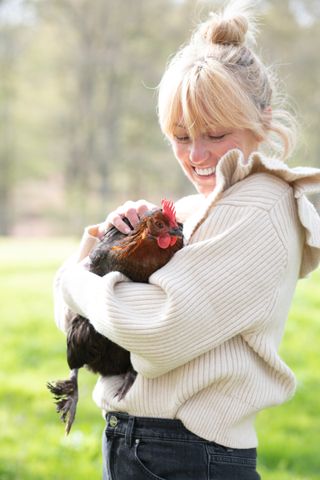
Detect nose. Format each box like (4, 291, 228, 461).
(189, 138, 209, 165)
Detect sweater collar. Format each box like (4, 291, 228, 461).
(182, 148, 320, 278)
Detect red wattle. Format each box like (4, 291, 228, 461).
(157, 234, 171, 249)
(170, 236, 177, 246)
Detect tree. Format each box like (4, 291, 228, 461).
(33, 0, 195, 232)
(0, 7, 20, 234)
(1, 0, 319, 235)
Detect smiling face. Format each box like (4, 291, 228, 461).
(169, 125, 260, 196)
(158, 40, 269, 195)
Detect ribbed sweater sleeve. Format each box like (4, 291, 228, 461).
(53, 229, 99, 333)
(52, 150, 320, 447)
(60, 202, 287, 379)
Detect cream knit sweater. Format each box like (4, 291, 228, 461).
(54, 149, 320, 448)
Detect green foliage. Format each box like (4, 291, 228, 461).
(1, 0, 320, 234)
(0, 238, 320, 479)
(0, 238, 101, 480)
(256, 268, 320, 479)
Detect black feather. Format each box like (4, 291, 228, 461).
(48, 212, 183, 433)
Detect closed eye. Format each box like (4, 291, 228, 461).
(174, 135, 190, 143)
(207, 134, 226, 140)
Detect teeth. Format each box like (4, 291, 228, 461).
(195, 166, 216, 176)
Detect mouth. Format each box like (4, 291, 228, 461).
(193, 166, 216, 177)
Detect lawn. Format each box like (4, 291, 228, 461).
(0, 238, 319, 479)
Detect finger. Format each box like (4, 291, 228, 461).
(104, 212, 131, 234)
(118, 200, 157, 219)
(103, 199, 158, 235)
(136, 204, 150, 217)
(136, 199, 158, 217)
(125, 207, 140, 228)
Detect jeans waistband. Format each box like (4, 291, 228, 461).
(105, 412, 205, 445)
(105, 412, 256, 457)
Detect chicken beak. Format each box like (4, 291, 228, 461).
(169, 226, 183, 237)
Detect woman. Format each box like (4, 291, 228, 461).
(54, 1, 320, 479)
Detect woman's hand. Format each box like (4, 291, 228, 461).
(88, 200, 158, 238)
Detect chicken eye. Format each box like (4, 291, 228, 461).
(155, 221, 165, 229)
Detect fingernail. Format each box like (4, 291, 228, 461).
(124, 227, 131, 234)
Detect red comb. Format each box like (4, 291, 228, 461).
(161, 199, 177, 227)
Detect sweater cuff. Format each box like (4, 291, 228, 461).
(77, 225, 100, 261)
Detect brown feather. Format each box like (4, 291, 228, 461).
(48, 207, 183, 432)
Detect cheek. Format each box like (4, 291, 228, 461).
(208, 141, 231, 159)
(172, 144, 189, 165)
(220, 139, 238, 152)
(224, 131, 257, 154)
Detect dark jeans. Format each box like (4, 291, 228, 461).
(102, 412, 260, 480)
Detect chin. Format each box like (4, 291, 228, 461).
(196, 182, 216, 197)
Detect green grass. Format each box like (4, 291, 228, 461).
(0, 238, 319, 479)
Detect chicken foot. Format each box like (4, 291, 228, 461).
(47, 368, 79, 435)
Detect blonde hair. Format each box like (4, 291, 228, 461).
(157, 0, 297, 160)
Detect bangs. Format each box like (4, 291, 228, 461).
(158, 61, 262, 138)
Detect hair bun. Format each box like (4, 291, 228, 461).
(200, 13, 249, 46)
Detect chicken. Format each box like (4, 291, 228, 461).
(47, 200, 183, 434)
